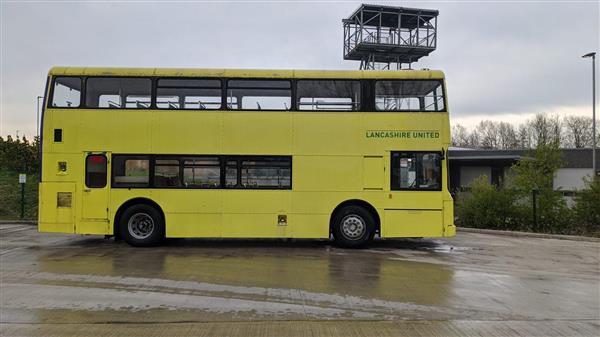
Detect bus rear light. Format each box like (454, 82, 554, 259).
(88, 155, 106, 164)
(278, 215, 287, 226)
(57, 192, 72, 208)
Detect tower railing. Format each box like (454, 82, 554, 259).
(343, 5, 439, 70)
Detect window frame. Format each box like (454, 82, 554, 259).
(295, 79, 363, 112)
(390, 151, 443, 191)
(49, 76, 82, 109)
(111, 155, 151, 188)
(110, 154, 292, 190)
(182, 156, 222, 189)
(84, 76, 153, 110)
(153, 157, 182, 188)
(225, 78, 293, 111)
(156, 78, 223, 110)
(47, 75, 447, 113)
(228, 155, 292, 190)
(374, 79, 447, 113)
(85, 154, 107, 188)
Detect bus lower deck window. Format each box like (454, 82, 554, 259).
(154, 159, 181, 187)
(112, 156, 150, 187)
(391, 152, 441, 190)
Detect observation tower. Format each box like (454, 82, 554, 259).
(343, 4, 439, 70)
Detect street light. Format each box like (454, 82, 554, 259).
(582, 52, 596, 178)
(36, 96, 43, 139)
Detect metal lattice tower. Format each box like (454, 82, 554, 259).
(343, 4, 439, 70)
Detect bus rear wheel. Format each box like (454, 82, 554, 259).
(332, 206, 374, 248)
(119, 204, 164, 247)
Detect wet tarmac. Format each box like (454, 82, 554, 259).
(0, 223, 599, 336)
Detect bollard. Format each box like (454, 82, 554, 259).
(532, 188, 539, 231)
(19, 173, 26, 219)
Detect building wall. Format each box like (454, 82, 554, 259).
(553, 168, 594, 191)
(459, 166, 491, 187)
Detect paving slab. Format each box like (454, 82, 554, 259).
(1, 224, 598, 336)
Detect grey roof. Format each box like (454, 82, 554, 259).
(448, 148, 600, 169)
(345, 4, 438, 29)
(560, 148, 600, 169)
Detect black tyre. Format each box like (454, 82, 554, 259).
(332, 206, 375, 248)
(119, 204, 164, 247)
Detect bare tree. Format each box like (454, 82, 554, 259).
(563, 116, 593, 148)
(517, 124, 533, 149)
(451, 124, 470, 147)
(467, 130, 480, 148)
(528, 113, 561, 147)
(451, 114, 596, 150)
(476, 120, 500, 149)
(497, 122, 518, 149)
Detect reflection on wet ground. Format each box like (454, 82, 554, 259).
(1, 224, 599, 336)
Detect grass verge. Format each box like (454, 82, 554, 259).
(0, 168, 38, 220)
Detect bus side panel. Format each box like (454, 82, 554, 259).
(222, 190, 291, 238)
(443, 199, 456, 237)
(291, 154, 362, 238)
(293, 113, 362, 156)
(153, 111, 221, 154)
(38, 182, 76, 233)
(222, 213, 289, 238)
(166, 213, 222, 238)
(382, 209, 443, 237)
(293, 156, 362, 192)
(361, 113, 444, 154)
(157, 189, 223, 238)
(223, 112, 292, 155)
(289, 214, 330, 238)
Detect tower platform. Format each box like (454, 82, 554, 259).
(343, 4, 438, 69)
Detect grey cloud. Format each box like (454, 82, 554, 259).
(1, 1, 598, 136)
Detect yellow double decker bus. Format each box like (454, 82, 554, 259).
(38, 67, 455, 247)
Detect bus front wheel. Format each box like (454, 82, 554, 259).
(119, 204, 164, 247)
(332, 206, 374, 248)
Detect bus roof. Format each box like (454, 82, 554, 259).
(48, 67, 445, 80)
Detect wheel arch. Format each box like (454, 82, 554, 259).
(113, 198, 165, 236)
(329, 199, 381, 234)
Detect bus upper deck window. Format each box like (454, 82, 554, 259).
(297, 80, 360, 111)
(375, 80, 445, 112)
(227, 80, 291, 111)
(51, 77, 81, 108)
(85, 77, 151, 109)
(157, 79, 222, 110)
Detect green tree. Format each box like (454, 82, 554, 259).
(455, 176, 522, 230)
(510, 141, 569, 233)
(0, 135, 39, 173)
(572, 178, 600, 235)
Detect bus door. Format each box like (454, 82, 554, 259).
(78, 152, 110, 234)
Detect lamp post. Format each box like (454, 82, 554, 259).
(582, 52, 596, 178)
(36, 96, 43, 139)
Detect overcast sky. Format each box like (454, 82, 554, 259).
(1, 0, 598, 137)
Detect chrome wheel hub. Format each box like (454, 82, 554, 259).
(128, 213, 155, 240)
(341, 214, 366, 240)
